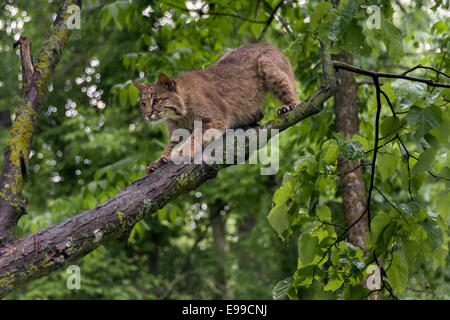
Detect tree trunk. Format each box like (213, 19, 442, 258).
(334, 52, 379, 297)
(210, 199, 227, 299)
(333, 52, 369, 252)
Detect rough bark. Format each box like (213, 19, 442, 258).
(0, 0, 82, 244)
(333, 52, 368, 252)
(0, 44, 335, 297)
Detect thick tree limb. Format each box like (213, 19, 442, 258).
(0, 0, 82, 244)
(0, 45, 336, 297)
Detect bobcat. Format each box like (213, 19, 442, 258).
(133, 42, 300, 174)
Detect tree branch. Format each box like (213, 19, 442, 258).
(333, 61, 450, 88)
(256, 0, 285, 41)
(0, 0, 82, 244)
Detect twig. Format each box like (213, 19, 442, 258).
(396, 136, 415, 201)
(315, 214, 346, 230)
(374, 186, 408, 223)
(374, 253, 399, 300)
(334, 61, 450, 88)
(257, 0, 285, 41)
(365, 134, 398, 155)
(312, 208, 368, 279)
(427, 171, 450, 181)
(379, 89, 396, 117)
(261, 0, 293, 37)
(366, 76, 383, 229)
(401, 64, 450, 79)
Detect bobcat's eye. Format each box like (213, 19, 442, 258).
(140, 102, 146, 108)
(152, 98, 159, 106)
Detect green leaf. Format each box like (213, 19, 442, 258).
(100, 8, 112, 31)
(430, 108, 450, 144)
(421, 218, 443, 251)
(250, 23, 263, 38)
(309, 2, 332, 30)
(436, 190, 450, 220)
(380, 16, 404, 63)
(377, 147, 400, 180)
(366, 212, 395, 254)
(392, 80, 428, 108)
(316, 205, 331, 222)
(407, 106, 442, 139)
(400, 202, 421, 217)
(268, 203, 289, 237)
(298, 233, 319, 265)
(381, 116, 402, 138)
(411, 147, 437, 176)
(128, 84, 139, 106)
(343, 20, 372, 56)
(272, 277, 293, 300)
(338, 0, 358, 29)
(386, 252, 408, 293)
(108, 3, 119, 19)
(272, 180, 293, 206)
(352, 134, 369, 152)
(339, 140, 364, 161)
(321, 139, 339, 164)
(324, 278, 344, 292)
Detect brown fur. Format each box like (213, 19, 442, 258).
(134, 43, 300, 174)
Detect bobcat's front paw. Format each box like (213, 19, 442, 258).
(145, 156, 169, 174)
(277, 104, 297, 116)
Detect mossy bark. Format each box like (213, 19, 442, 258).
(0, 0, 82, 244)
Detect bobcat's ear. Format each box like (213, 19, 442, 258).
(156, 74, 176, 92)
(133, 81, 147, 92)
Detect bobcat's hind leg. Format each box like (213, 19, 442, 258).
(257, 54, 300, 116)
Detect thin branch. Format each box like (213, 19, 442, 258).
(396, 136, 415, 201)
(374, 253, 399, 300)
(427, 171, 450, 181)
(315, 214, 346, 230)
(366, 76, 383, 229)
(334, 61, 450, 88)
(365, 134, 398, 155)
(436, 50, 447, 82)
(257, 0, 285, 41)
(401, 64, 450, 79)
(379, 89, 396, 117)
(312, 208, 368, 279)
(374, 187, 409, 224)
(261, 0, 293, 36)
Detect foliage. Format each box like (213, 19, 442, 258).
(0, 0, 448, 299)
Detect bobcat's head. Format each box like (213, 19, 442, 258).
(133, 74, 186, 122)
